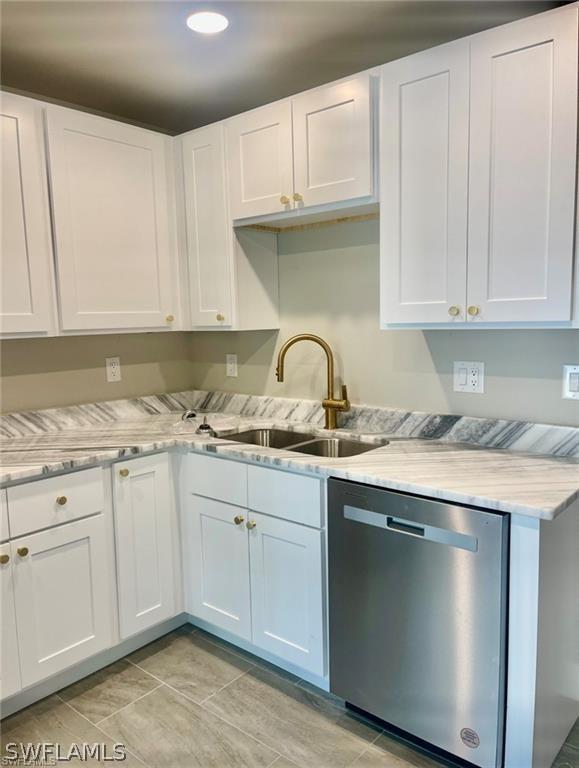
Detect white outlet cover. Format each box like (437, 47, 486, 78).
(226, 354, 238, 378)
(562, 364, 579, 400)
(453, 361, 484, 394)
(105, 356, 121, 383)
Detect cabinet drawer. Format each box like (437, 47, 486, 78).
(7, 467, 104, 538)
(247, 466, 323, 528)
(185, 453, 247, 508)
(1, 490, 8, 542)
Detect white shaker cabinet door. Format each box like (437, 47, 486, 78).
(380, 41, 470, 325)
(249, 512, 324, 676)
(181, 124, 233, 328)
(292, 74, 373, 208)
(113, 454, 177, 639)
(46, 106, 177, 331)
(0, 545, 22, 700)
(11, 515, 113, 687)
(226, 101, 294, 220)
(183, 494, 251, 641)
(467, 8, 578, 323)
(0, 93, 55, 335)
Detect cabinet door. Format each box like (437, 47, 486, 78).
(467, 8, 578, 323)
(12, 515, 113, 687)
(46, 106, 177, 331)
(113, 454, 176, 639)
(0, 94, 55, 335)
(249, 512, 324, 676)
(226, 101, 293, 220)
(292, 74, 373, 208)
(380, 41, 469, 324)
(1, 545, 22, 699)
(183, 494, 251, 641)
(181, 124, 233, 327)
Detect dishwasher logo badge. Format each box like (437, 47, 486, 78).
(460, 728, 480, 749)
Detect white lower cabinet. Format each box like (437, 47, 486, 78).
(113, 454, 177, 639)
(183, 494, 252, 641)
(1, 543, 21, 699)
(11, 515, 113, 688)
(248, 512, 324, 675)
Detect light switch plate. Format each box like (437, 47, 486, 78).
(453, 361, 484, 394)
(105, 357, 121, 383)
(562, 364, 579, 400)
(226, 354, 238, 378)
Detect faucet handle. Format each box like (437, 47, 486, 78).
(341, 384, 349, 403)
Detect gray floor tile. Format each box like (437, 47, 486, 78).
(350, 745, 416, 768)
(102, 683, 278, 768)
(60, 659, 160, 724)
(1, 695, 145, 766)
(129, 627, 252, 702)
(204, 664, 381, 768)
(372, 733, 448, 768)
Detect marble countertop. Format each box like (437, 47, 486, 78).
(1, 410, 578, 521)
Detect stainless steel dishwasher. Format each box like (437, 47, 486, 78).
(328, 479, 508, 768)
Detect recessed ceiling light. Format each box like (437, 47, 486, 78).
(186, 11, 229, 34)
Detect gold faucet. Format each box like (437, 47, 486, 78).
(275, 333, 350, 430)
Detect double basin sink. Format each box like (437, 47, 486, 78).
(222, 428, 385, 458)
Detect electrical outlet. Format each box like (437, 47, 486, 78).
(105, 357, 121, 383)
(453, 361, 484, 394)
(562, 364, 579, 400)
(226, 354, 238, 378)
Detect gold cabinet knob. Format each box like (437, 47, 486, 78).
(119, 468, 129, 477)
(17, 547, 29, 558)
(293, 192, 303, 202)
(56, 495, 67, 506)
(246, 520, 257, 530)
(233, 515, 245, 525)
(448, 305, 460, 317)
(0, 554, 9, 565)
(280, 195, 290, 205)
(166, 314, 175, 323)
(467, 305, 480, 316)
(216, 313, 225, 322)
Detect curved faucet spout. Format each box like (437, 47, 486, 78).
(275, 333, 350, 430)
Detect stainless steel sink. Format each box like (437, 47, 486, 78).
(223, 428, 316, 449)
(288, 437, 384, 458)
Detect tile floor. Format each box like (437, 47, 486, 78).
(1, 625, 578, 768)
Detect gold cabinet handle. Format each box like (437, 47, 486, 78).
(293, 192, 303, 202)
(246, 520, 257, 530)
(216, 313, 225, 322)
(17, 547, 29, 558)
(467, 305, 480, 317)
(233, 514, 245, 525)
(166, 314, 175, 323)
(56, 495, 67, 506)
(448, 305, 460, 317)
(119, 468, 129, 478)
(280, 195, 290, 205)
(0, 554, 9, 565)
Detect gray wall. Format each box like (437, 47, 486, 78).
(188, 220, 579, 427)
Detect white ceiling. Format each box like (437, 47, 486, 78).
(0, 0, 566, 134)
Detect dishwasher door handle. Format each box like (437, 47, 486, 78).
(386, 516, 425, 537)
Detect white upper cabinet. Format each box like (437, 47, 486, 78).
(227, 74, 374, 221)
(227, 101, 294, 220)
(181, 124, 233, 327)
(380, 42, 470, 324)
(0, 94, 55, 336)
(292, 74, 373, 209)
(467, 7, 578, 323)
(46, 106, 178, 331)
